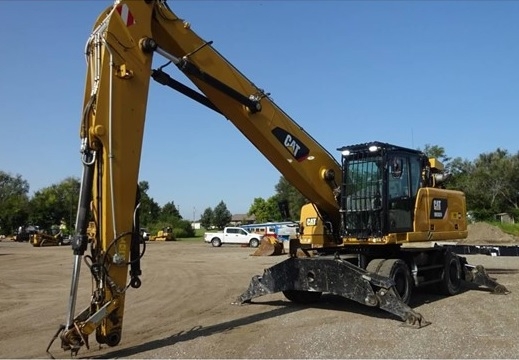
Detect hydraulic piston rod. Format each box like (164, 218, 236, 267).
(140, 38, 262, 113)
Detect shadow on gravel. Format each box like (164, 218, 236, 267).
(87, 267, 517, 359)
(87, 306, 303, 359)
(93, 292, 471, 358)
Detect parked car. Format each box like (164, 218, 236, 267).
(204, 227, 261, 248)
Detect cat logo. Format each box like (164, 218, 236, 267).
(272, 127, 310, 162)
(430, 198, 447, 219)
(284, 134, 301, 157)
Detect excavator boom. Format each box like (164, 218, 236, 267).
(150, 1, 342, 223)
(52, 0, 342, 356)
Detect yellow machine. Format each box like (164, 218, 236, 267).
(30, 229, 67, 247)
(299, 151, 467, 247)
(149, 227, 175, 241)
(251, 235, 284, 256)
(50, 0, 508, 356)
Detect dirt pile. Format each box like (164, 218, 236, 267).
(460, 222, 519, 245)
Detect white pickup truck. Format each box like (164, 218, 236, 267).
(204, 227, 262, 248)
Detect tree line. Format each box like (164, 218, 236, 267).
(0, 174, 80, 236)
(245, 145, 519, 224)
(2, 144, 518, 235)
(198, 177, 306, 229)
(0, 174, 195, 238)
(427, 145, 519, 221)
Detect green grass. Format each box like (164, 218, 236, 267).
(175, 227, 205, 242)
(489, 221, 519, 237)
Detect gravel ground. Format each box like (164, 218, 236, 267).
(0, 234, 518, 359)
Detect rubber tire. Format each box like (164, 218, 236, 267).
(283, 290, 322, 304)
(367, 258, 413, 305)
(211, 238, 222, 247)
(438, 251, 462, 296)
(249, 238, 260, 248)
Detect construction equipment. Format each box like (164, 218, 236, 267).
(30, 228, 68, 247)
(236, 143, 510, 316)
(49, 0, 509, 356)
(15, 225, 39, 242)
(149, 227, 175, 241)
(251, 236, 284, 256)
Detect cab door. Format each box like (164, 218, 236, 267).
(387, 154, 413, 232)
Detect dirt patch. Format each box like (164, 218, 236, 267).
(1, 238, 518, 358)
(461, 222, 519, 245)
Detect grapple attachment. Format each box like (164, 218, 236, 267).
(235, 255, 430, 328)
(463, 263, 511, 294)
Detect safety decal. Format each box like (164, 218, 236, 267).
(116, 4, 135, 27)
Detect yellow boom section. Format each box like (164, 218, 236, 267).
(148, 2, 342, 221)
(56, 0, 342, 356)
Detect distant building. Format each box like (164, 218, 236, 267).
(230, 214, 256, 226)
(496, 213, 515, 224)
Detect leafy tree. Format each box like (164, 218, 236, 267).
(0, 171, 30, 234)
(446, 156, 474, 191)
(431, 148, 519, 222)
(420, 144, 451, 164)
(160, 201, 181, 221)
(467, 149, 519, 220)
(200, 207, 213, 229)
(274, 176, 307, 221)
(248, 197, 268, 222)
(213, 201, 232, 229)
(149, 217, 195, 239)
(29, 177, 80, 231)
(248, 196, 283, 222)
(247, 177, 308, 222)
(138, 181, 160, 228)
(172, 219, 195, 238)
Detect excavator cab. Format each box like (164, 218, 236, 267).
(338, 141, 466, 244)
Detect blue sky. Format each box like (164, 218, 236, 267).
(0, 1, 518, 221)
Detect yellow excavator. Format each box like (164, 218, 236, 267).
(48, 0, 509, 356)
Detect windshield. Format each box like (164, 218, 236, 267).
(344, 157, 382, 210)
(341, 156, 383, 238)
